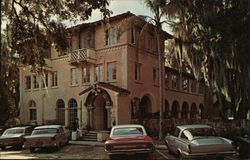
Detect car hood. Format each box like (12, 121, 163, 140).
(106, 135, 153, 144)
(25, 134, 57, 139)
(192, 136, 232, 145)
(0, 134, 23, 139)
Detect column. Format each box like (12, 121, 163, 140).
(87, 106, 94, 129)
(105, 105, 112, 129)
(65, 104, 69, 127)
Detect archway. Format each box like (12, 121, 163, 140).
(182, 102, 189, 119)
(139, 95, 152, 118)
(171, 101, 180, 119)
(85, 88, 112, 130)
(164, 100, 170, 118)
(190, 103, 197, 119)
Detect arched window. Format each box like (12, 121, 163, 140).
(69, 99, 78, 126)
(29, 100, 37, 121)
(56, 99, 65, 125)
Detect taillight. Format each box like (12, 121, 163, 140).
(105, 144, 112, 151)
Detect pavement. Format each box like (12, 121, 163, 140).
(69, 140, 167, 150)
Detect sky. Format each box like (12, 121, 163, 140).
(68, 0, 171, 33)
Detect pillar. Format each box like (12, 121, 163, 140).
(105, 105, 112, 129)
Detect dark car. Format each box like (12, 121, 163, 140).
(24, 125, 69, 152)
(235, 135, 250, 159)
(0, 126, 33, 150)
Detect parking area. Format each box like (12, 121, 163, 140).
(0, 144, 237, 160)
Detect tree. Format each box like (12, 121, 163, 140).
(0, 0, 111, 125)
(164, 0, 250, 119)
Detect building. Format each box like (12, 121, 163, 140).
(19, 12, 207, 130)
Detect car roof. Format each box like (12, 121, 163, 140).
(34, 125, 62, 129)
(7, 126, 31, 130)
(112, 124, 145, 129)
(177, 124, 212, 130)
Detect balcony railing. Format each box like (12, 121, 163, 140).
(69, 48, 96, 64)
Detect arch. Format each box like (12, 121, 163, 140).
(182, 102, 189, 119)
(199, 104, 204, 119)
(131, 97, 140, 118)
(164, 99, 170, 118)
(85, 88, 113, 130)
(29, 100, 37, 121)
(68, 98, 78, 126)
(190, 103, 197, 119)
(139, 95, 152, 118)
(56, 99, 65, 125)
(171, 101, 180, 119)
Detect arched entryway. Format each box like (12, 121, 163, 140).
(139, 95, 152, 118)
(199, 104, 204, 119)
(190, 103, 197, 119)
(182, 102, 189, 119)
(164, 99, 170, 118)
(85, 88, 112, 130)
(171, 101, 180, 119)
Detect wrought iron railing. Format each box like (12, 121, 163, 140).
(69, 48, 96, 63)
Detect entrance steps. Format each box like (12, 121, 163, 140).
(79, 131, 98, 141)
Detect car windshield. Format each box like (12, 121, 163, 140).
(32, 128, 58, 135)
(187, 128, 216, 137)
(4, 129, 24, 135)
(113, 127, 144, 136)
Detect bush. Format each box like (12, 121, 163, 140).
(4, 117, 21, 128)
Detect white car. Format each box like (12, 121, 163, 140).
(164, 124, 235, 160)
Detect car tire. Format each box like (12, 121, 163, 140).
(109, 155, 117, 160)
(30, 147, 35, 153)
(1, 146, 5, 150)
(235, 143, 240, 157)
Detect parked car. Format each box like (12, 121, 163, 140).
(104, 124, 155, 159)
(0, 126, 33, 150)
(234, 135, 250, 159)
(24, 125, 69, 152)
(164, 124, 235, 160)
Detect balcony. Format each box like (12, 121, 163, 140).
(69, 48, 96, 65)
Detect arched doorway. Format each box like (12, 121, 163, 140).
(93, 94, 107, 130)
(56, 99, 65, 125)
(171, 101, 180, 119)
(139, 95, 152, 118)
(190, 103, 197, 119)
(182, 102, 189, 119)
(85, 88, 112, 130)
(164, 100, 170, 118)
(199, 104, 204, 119)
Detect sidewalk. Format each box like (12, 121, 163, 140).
(69, 140, 167, 150)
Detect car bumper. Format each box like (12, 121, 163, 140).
(0, 141, 22, 147)
(105, 148, 154, 155)
(25, 142, 58, 148)
(182, 150, 236, 158)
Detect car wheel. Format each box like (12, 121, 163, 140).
(109, 155, 117, 160)
(165, 142, 172, 154)
(1, 146, 5, 150)
(235, 144, 240, 157)
(178, 151, 183, 160)
(30, 147, 35, 153)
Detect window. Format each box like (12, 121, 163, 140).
(29, 100, 37, 121)
(56, 99, 65, 125)
(107, 62, 116, 81)
(191, 80, 197, 92)
(199, 83, 205, 94)
(135, 63, 141, 81)
(82, 66, 90, 83)
(42, 73, 48, 88)
(171, 75, 179, 89)
(105, 27, 121, 46)
(153, 67, 159, 85)
(131, 27, 136, 44)
(25, 76, 31, 89)
(71, 68, 79, 86)
(95, 65, 104, 82)
(51, 71, 58, 87)
(69, 99, 77, 126)
(33, 75, 39, 89)
(165, 73, 169, 88)
(182, 79, 189, 91)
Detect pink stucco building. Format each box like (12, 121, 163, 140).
(19, 12, 208, 130)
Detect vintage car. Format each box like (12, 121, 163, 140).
(24, 125, 69, 152)
(0, 126, 33, 150)
(104, 124, 155, 159)
(234, 135, 250, 159)
(164, 124, 235, 160)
